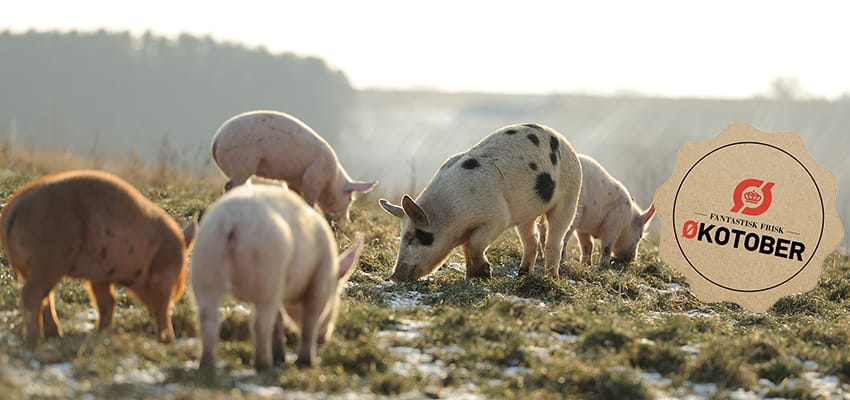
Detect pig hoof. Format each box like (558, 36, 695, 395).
(295, 357, 314, 369)
(468, 263, 492, 279)
(255, 363, 271, 373)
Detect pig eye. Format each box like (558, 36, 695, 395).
(414, 229, 434, 246)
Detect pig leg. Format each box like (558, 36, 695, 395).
(536, 218, 547, 253)
(272, 308, 287, 365)
(464, 224, 503, 279)
(86, 281, 116, 331)
(21, 276, 61, 344)
(41, 290, 63, 338)
(516, 221, 539, 276)
(597, 218, 624, 267)
(144, 287, 176, 343)
(196, 295, 221, 369)
(252, 303, 278, 371)
(543, 204, 575, 279)
(560, 225, 577, 263)
(577, 232, 594, 265)
(300, 162, 330, 208)
(295, 284, 327, 367)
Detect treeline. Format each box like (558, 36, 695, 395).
(0, 30, 354, 169)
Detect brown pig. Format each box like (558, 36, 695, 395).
(0, 169, 196, 344)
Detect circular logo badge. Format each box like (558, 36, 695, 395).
(654, 123, 843, 312)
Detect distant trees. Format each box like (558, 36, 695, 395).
(0, 30, 354, 168)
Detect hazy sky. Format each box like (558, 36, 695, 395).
(3, 1, 849, 98)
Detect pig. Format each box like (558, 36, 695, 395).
(211, 110, 377, 220)
(539, 154, 655, 266)
(190, 181, 362, 371)
(379, 123, 581, 281)
(0, 169, 196, 344)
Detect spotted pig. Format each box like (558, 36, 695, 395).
(211, 110, 376, 220)
(379, 123, 581, 281)
(0, 170, 196, 344)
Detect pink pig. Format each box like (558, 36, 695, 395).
(191, 181, 362, 371)
(211, 110, 377, 220)
(540, 154, 655, 266)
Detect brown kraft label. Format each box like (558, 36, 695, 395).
(653, 122, 844, 312)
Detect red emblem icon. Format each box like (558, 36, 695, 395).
(731, 178, 774, 216)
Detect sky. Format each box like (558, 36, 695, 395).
(2, 0, 850, 99)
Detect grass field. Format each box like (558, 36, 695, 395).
(1, 159, 849, 399)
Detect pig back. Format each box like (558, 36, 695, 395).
(212, 111, 338, 190)
(2, 170, 180, 282)
(421, 123, 580, 226)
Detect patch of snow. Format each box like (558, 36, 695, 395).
(525, 345, 550, 359)
(803, 360, 819, 371)
(803, 372, 847, 399)
(387, 291, 432, 309)
(389, 346, 446, 377)
(75, 309, 98, 321)
(727, 388, 758, 399)
(757, 378, 777, 388)
(648, 309, 715, 320)
(0, 310, 19, 318)
(236, 382, 286, 397)
(113, 366, 166, 385)
(425, 346, 466, 355)
(639, 371, 672, 387)
(377, 319, 430, 342)
(223, 304, 252, 316)
(679, 345, 700, 356)
(553, 333, 578, 343)
(638, 283, 684, 296)
(113, 355, 165, 385)
(495, 293, 546, 307)
(567, 279, 577, 285)
(444, 262, 466, 274)
(691, 382, 718, 396)
(503, 366, 530, 376)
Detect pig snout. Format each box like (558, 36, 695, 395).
(613, 250, 637, 263)
(388, 263, 420, 282)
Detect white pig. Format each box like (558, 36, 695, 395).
(540, 154, 655, 266)
(191, 181, 362, 371)
(380, 123, 581, 281)
(211, 110, 377, 220)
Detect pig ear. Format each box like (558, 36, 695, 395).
(338, 234, 364, 282)
(379, 198, 405, 219)
(402, 195, 431, 228)
(640, 204, 656, 226)
(344, 180, 378, 194)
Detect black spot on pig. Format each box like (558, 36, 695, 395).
(529, 162, 538, 171)
(134, 268, 143, 278)
(526, 133, 540, 146)
(461, 158, 480, 170)
(549, 136, 560, 165)
(105, 228, 113, 237)
(100, 247, 108, 259)
(505, 129, 518, 135)
(106, 267, 116, 277)
(524, 123, 543, 130)
(534, 173, 556, 202)
(117, 280, 134, 287)
(414, 229, 435, 246)
(128, 247, 134, 255)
